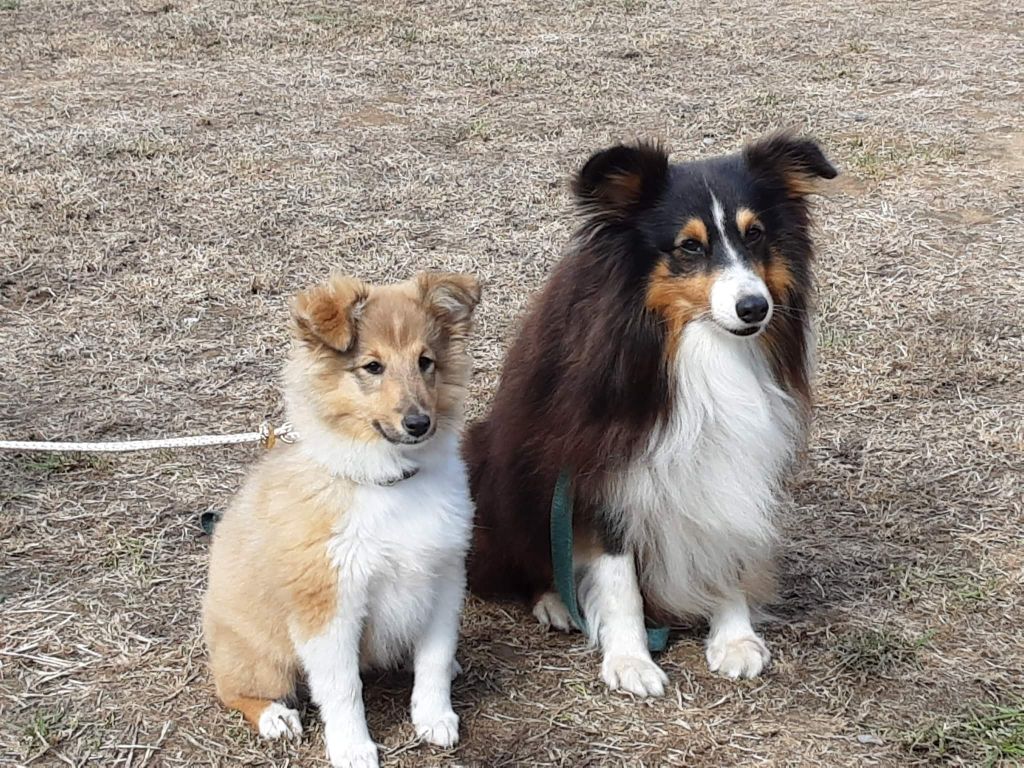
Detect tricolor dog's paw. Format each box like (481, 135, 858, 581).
(258, 702, 303, 741)
(414, 709, 460, 748)
(532, 591, 576, 633)
(705, 633, 770, 679)
(601, 654, 668, 697)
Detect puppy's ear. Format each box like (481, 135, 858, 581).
(572, 141, 670, 219)
(417, 272, 481, 337)
(745, 132, 837, 198)
(291, 274, 369, 352)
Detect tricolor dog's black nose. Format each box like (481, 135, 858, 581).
(735, 295, 769, 324)
(402, 412, 432, 438)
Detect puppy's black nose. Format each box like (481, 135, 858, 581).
(402, 413, 432, 438)
(735, 295, 769, 324)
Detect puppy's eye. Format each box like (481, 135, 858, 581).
(363, 361, 384, 375)
(678, 239, 704, 255)
(745, 224, 764, 244)
(419, 355, 435, 373)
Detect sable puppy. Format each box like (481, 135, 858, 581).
(466, 133, 835, 696)
(203, 271, 480, 767)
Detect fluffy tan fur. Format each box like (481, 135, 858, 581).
(204, 451, 350, 727)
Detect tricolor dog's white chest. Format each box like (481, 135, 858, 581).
(605, 322, 802, 616)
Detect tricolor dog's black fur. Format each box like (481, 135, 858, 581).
(466, 132, 836, 695)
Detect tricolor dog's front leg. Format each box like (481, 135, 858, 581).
(705, 590, 770, 679)
(410, 562, 464, 748)
(579, 552, 668, 697)
(294, 586, 378, 768)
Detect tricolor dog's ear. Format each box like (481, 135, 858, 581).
(745, 132, 837, 198)
(291, 274, 369, 352)
(417, 272, 481, 338)
(572, 141, 670, 219)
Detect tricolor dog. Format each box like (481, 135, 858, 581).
(466, 133, 836, 696)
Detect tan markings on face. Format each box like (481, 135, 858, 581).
(645, 260, 714, 351)
(763, 247, 795, 301)
(736, 208, 759, 236)
(675, 217, 709, 247)
(759, 316, 811, 406)
(756, 246, 805, 398)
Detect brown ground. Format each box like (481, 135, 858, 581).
(1, 1, 1022, 766)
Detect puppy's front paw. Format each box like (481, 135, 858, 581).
(326, 737, 379, 768)
(414, 709, 459, 748)
(601, 654, 668, 697)
(258, 702, 303, 741)
(705, 633, 770, 679)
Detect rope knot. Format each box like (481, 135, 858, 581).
(259, 420, 299, 450)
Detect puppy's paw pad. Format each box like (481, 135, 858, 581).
(532, 592, 576, 633)
(601, 654, 668, 697)
(706, 634, 770, 679)
(328, 740, 379, 768)
(258, 702, 303, 741)
(414, 710, 459, 748)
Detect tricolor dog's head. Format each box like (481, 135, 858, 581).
(288, 272, 480, 447)
(573, 132, 836, 343)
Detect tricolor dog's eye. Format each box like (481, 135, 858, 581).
(678, 238, 704, 255)
(363, 361, 384, 375)
(744, 224, 765, 244)
(419, 355, 435, 373)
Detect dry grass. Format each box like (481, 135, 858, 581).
(1, 0, 1022, 766)
(905, 704, 1024, 767)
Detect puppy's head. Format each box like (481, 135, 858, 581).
(288, 272, 480, 446)
(574, 132, 836, 343)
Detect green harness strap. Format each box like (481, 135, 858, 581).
(550, 471, 590, 634)
(550, 470, 670, 653)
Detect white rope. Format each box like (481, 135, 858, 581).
(0, 421, 298, 453)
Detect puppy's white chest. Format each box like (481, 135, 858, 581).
(330, 451, 473, 668)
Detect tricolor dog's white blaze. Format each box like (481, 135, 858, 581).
(711, 194, 740, 264)
(584, 322, 801, 689)
(709, 194, 774, 334)
(294, 430, 472, 767)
